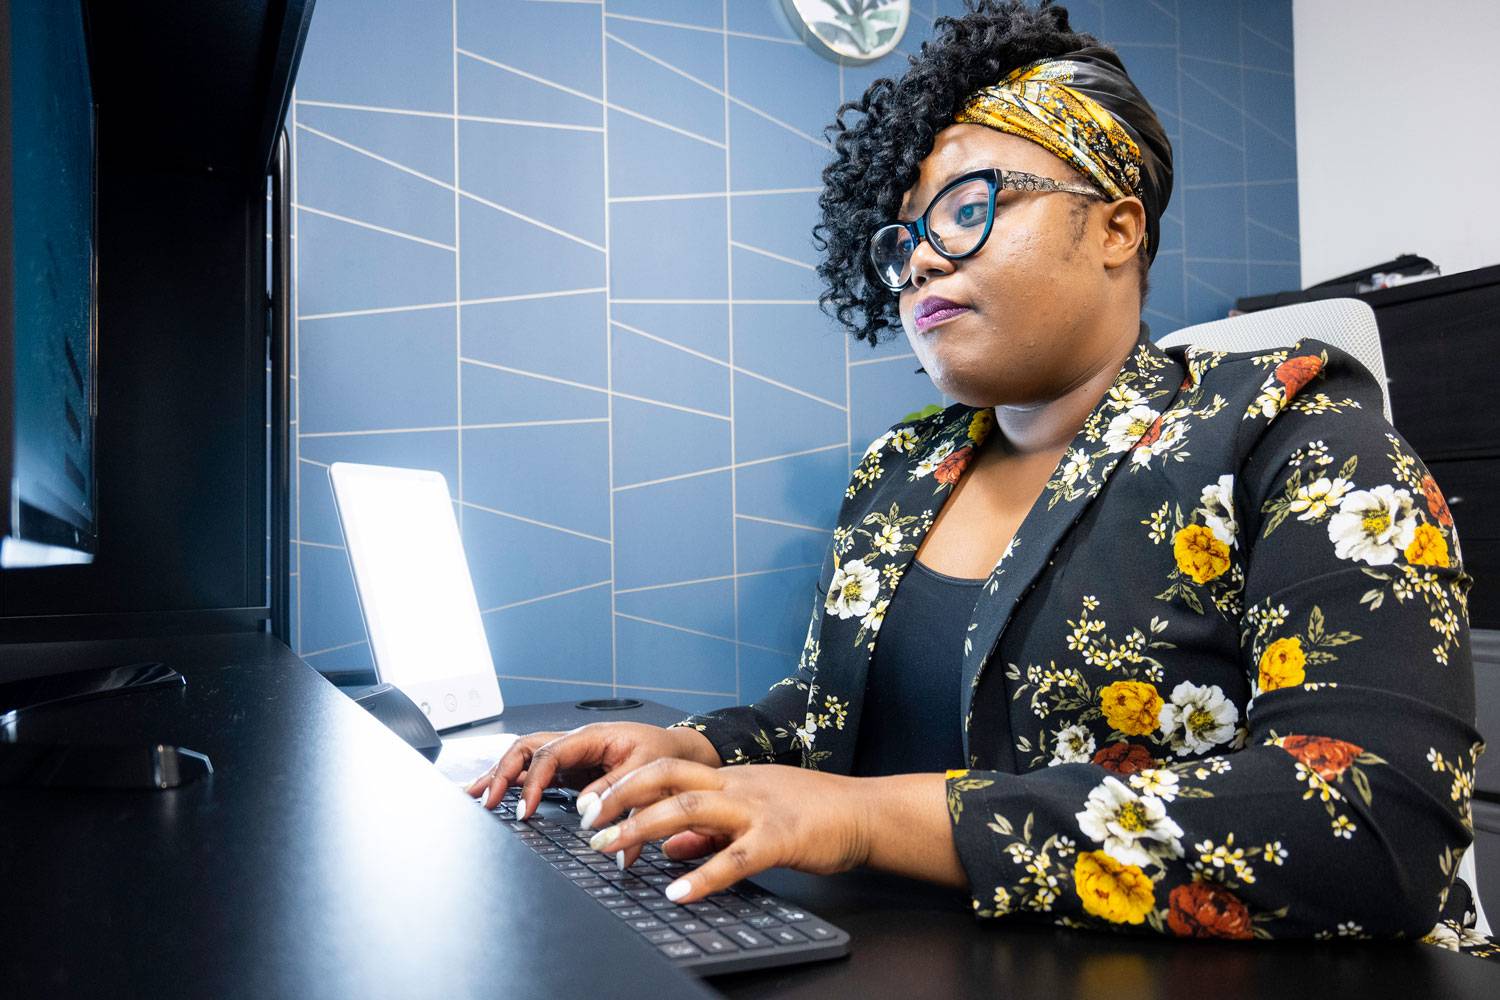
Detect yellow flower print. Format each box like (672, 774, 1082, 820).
(1173, 524, 1230, 584)
(1099, 680, 1164, 736)
(946, 768, 970, 779)
(968, 408, 995, 443)
(1258, 637, 1307, 691)
(1074, 850, 1155, 924)
(1405, 523, 1450, 567)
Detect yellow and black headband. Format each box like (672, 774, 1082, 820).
(953, 46, 1174, 265)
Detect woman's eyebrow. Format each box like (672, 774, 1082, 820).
(898, 165, 993, 221)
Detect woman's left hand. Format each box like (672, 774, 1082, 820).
(578, 759, 872, 904)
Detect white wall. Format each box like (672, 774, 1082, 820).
(1294, 0, 1500, 286)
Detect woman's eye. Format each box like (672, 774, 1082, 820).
(953, 202, 986, 226)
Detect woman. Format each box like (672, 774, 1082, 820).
(467, 0, 1494, 959)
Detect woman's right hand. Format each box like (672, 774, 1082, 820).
(463, 721, 720, 826)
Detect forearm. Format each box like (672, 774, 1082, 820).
(859, 773, 969, 889)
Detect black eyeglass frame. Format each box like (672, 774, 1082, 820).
(868, 167, 1107, 292)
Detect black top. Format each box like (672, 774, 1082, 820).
(852, 558, 984, 776)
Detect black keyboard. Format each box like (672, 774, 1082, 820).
(488, 785, 851, 975)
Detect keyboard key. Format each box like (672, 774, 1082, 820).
(675, 919, 711, 935)
(725, 927, 773, 950)
(769, 906, 808, 922)
(564, 870, 596, 881)
(628, 917, 665, 932)
(599, 897, 632, 909)
(723, 903, 760, 917)
(799, 920, 839, 941)
(640, 899, 677, 911)
(767, 925, 807, 945)
(658, 910, 693, 924)
(642, 928, 682, 945)
(686, 932, 738, 955)
(613, 906, 648, 920)
(658, 941, 701, 960)
(743, 914, 782, 930)
(703, 913, 738, 927)
(584, 886, 621, 898)
(573, 878, 606, 889)
(686, 903, 721, 916)
(641, 874, 672, 886)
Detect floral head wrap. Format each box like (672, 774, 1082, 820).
(953, 46, 1174, 265)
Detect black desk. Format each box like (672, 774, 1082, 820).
(4, 634, 1500, 999)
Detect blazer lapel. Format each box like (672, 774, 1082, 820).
(957, 327, 1187, 763)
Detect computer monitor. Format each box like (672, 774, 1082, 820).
(0, 0, 99, 569)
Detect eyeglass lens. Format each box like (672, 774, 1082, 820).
(869, 176, 993, 288)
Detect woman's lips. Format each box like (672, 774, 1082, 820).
(916, 305, 971, 331)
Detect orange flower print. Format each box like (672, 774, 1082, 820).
(934, 446, 974, 486)
(1173, 525, 1230, 584)
(1280, 734, 1363, 781)
(1420, 474, 1454, 528)
(1405, 523, 1451, 568)
(1098, 681, 1164, 736)
(1167, 882, 1254, 940)
(1092, 741, 1156, 775)
(1257, 637, 1306, 692)
(1274, 355, 1323, 404)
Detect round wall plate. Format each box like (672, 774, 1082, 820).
(780, 0, 910, 64)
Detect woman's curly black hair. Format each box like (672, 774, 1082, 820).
(813, 0, 1150, 347)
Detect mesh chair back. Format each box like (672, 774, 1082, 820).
(1155, 299, 1392, 423)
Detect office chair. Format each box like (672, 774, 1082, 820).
(1157, 299, 1489, 937)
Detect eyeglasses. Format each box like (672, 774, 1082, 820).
(867, 167, 1106, 292)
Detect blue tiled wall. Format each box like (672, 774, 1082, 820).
(288, 0, 1298, 710)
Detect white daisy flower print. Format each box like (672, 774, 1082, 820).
(1050, 723, 1097, 765)
(1103, 405, 1161, 453)
(1327, 485, 1418, 566)
(913, 441, 955, 479)
(825, 558, 880, 620)
(1158, 681, 1239, 756)
(1288, 476, 1353, 522)
(873, 523, 904, 556)
(1075, 775, 1185, 868)
(1197, 474, 1238, 547)
(1127, 768, 1180, 802)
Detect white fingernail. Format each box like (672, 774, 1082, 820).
(589, 825, 620, 851)
(580, 800, 602, 830)
(665, 879, 690, 902)
(514, 797, 529, 821)
(576, 791, 600, 822)
(616, 850, 626, 872)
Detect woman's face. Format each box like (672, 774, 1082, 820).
(894, 124, 1143, 409)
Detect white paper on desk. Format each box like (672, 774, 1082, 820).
(433, 732, 520, 786)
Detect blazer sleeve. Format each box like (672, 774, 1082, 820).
(943, 342, 1489, 947)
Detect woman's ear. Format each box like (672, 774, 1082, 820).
(1101, 196, 1148, 270)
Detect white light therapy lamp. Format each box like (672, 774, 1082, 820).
(328, 462, 503, 731)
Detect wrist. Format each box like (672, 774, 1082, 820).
(668, 725, 722, 768)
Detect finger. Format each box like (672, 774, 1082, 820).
(575, 761, 639, 827)
(617, 808, 639, 872)
(589, 757, 722, 832)
(661, 830, 723, 859)
(656, 835, 767, 904)
(517, 730, 605, 821)
(586, 788, 743, 866)
(470, 732, 559, 812)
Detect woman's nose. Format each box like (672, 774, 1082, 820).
(908, 236, 953, 288)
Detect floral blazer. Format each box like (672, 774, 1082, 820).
(670, 326, 1497, 960)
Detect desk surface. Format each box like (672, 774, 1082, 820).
(4, 636, 1499, 999)
(0, 634, 712, 1000)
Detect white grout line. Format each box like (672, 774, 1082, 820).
(299, 419, 609, 439)
(479, 579, 612, 614)
(605, 11, 801, 47)
(601, 0, 618, 698)
(452, 0, 465, 535)
(609, 187, 819, 202)
(458, 188, 607, 253)
(612, 442, 846, 493)
(735, 513, 833, 534)
(847, 351, 917, 367)
(460, 498, 612, 545)
(614, 563, 822, 595)
(294, 203, 455, 251)
(457, 46, 604, 106)
(722, 0, 740, 703)
(730, 239, 816, 271)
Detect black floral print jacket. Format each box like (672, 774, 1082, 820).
(670, 326, 1496, 959)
